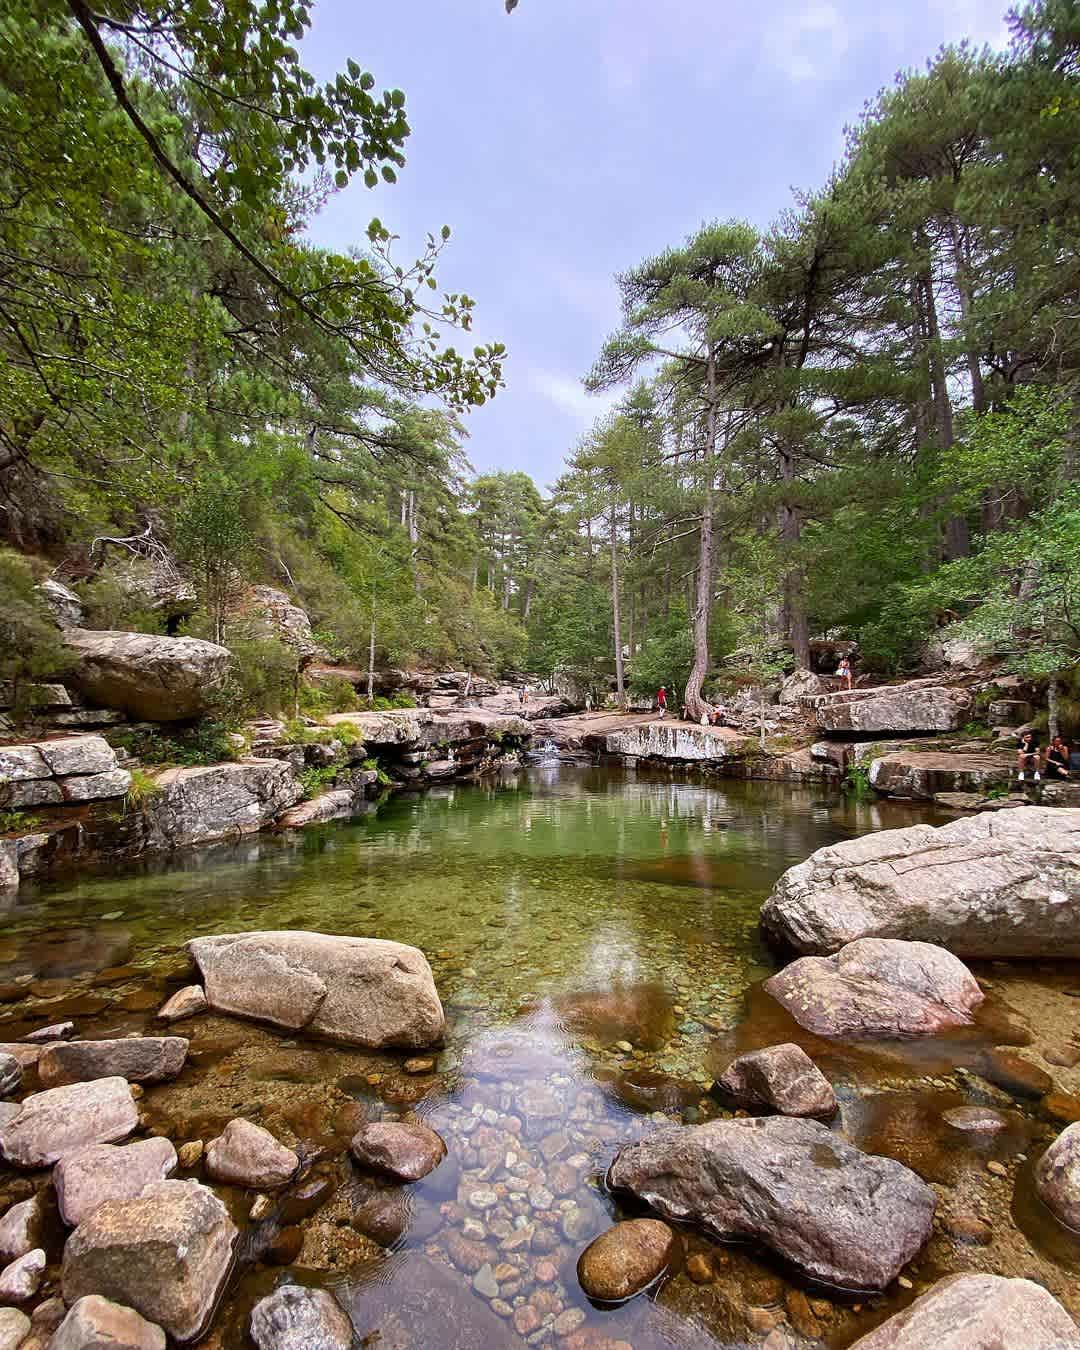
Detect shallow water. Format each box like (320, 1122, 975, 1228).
(2, 766, 1077, 1347)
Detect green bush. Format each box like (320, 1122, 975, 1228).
(0, 808, 42, 833)
(299, 675, 359, 715)
(110, 721, 237, 767)
(299, 764, 338, 799)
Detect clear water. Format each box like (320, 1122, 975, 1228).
(2, 767, 1074, 1348)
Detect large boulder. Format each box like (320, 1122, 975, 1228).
(146, 760, 302, 849)
(61, 1180, 236, 1342)
(576, 1219, 676, 1302)
(188, 931, 445, 1049)
(54, 1138, 177, 1227)
(607, 1115, 936, 1291)
(761, 806, 1080, 957)
(868, 751, 1011, 800)
(1034, 1122, 1080, 1232)
(714, 1043, 837, 1118)
(0, 1079, 137, 1168)
(37, 1037, 187, 1088)
(63, 629, 231, 721)
(765, 938, 983, 1039)
(779, 669, 826, 705)
(814, 681, 972, 735)
(848, 1274, 1080, 1349)
(38, 579, 84, 629)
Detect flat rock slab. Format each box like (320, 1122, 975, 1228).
(0, 1078, 137, 1168)
(607, 1115, 936, 1291)
(869, 752, 1011, 800)
(50, 1295, 166, 1350)
(761, 806, 1080, 957)
(147, 761, 303, 849)
(188, 930, 445, 1049)
(349, 1122, 446, 1182)
(61, 1179, 237, 1342)
(815, 682, 971, 734)
(37, 1037, 188, 1088)
(1035, 1121, 1080, 1232)
(577, 1219, 676, 1301)
(766, 938, 983, 1039)
(848, 1273, 1080, 1348)
(55, 1138, 178, 1227)
(250, 1286, 353, 1350)
(205, 1118, 298, 1189)
(715, 1043, 837, 1118)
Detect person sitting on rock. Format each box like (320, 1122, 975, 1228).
(1045, 735, 1071, 779)
(1017, 727, 1041, 782)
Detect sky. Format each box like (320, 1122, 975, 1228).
(303, 0, 1010, 491)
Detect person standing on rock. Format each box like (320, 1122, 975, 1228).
(837, 655, 853, 690)
(1017, 727, 1041, 782)
(657, 686, 667, 718)
(1046, 735, 1070, 779)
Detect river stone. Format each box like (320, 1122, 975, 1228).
(276, 791, 357, 829)
(22, 1022, 74, 1044)
(63, 630, 230, 722)
(0, 1048, 37, 1071)
(714, 1043, 837, 1118)
(349, 1122, 446, 1182)
(249, 1285, 353, 1350)
(37, 1037, 188, 1088)
(0, 1078, 137, 1168)
(156, 985, 207, 1023)
(55, 1138, 178, 1227)
(761, 806, 1080, 958)
(765, 938, 983, 1039)
(814, 682, 971, 734)
(50, 1295, 166, 1350)
(0, 1195, 46, 1264)
(607, 1116, 936, 1291)
(942, 1106, 1008, 1134)
(61, 1180, 237, 1342)
(0, 1307, 30, 1349)
(188, 930, 445, 1049)
(0, 1058, 18, 1100)
(1035, 1122, 1080, 1232)
(848, 1273, 1080, 1348)
(976, 1049, 1053, 1100)
(577, 1219, 676, 1301)
(205, 1118, 298, 1189)
(0, 1249, 44, 1303)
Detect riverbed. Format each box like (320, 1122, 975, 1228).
(2, 765, 1078, 1347)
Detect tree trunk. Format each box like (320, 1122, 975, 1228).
(684, 351, 718, 722)
(522, 576, 535, 620)
(779, 444, 810, 671)
(920, 255, 969, 560)
(609, 503, 625, 709)
(366, 594, 376, 703)
(1048, 676, 1061, 740)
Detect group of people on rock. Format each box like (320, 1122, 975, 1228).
(1017, 728, 1078, 782)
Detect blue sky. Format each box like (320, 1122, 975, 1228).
(303, 0, 1009, 490)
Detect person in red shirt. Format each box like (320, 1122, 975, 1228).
(657, 686, 667, 718)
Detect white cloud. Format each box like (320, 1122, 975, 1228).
(529, 369, 619, 426)
(935, 0, 1010, 50)
(769, 1, 850, 82)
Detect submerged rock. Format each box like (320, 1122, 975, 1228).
(55, 1138, 178, 1227)
(761, 806, 1080, 958)
(249, 1285, 353, 1350)
(0, 1078, 137, 1168)
(714, 1043, 837, 1118)
(848, 1274, 1080, 1348)
(188, 930, 445, 1048)
(350, 1122, 446, 1182)
(63, 629, 230, 722)
(576, 1219, 676, 1301)
(37, 1037, 188, 1088)
(607, 1116, 936, 1291)
(61, 1180, 237, 1342)
(1034, 1122, 1080, 1232)
(765, 938, 983, 1039)
(205, 1118, 298, 1189)
(50, 1295, 166, 1350)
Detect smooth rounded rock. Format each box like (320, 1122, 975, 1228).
(156, 986, 207, 1024)
(942, 1106, 1008, 1134)
(577, 1219, 676, 1302)
(249, 1285, 353, 1350)
(349, 1122, 446, 1182)
(0, 1308, 30, 1350)
(50, 1295, 166, 1350)
(205, 1118, 298, 1190)
(0, 1248, 44, 1303)
(0, 1194, 46, 1265)
(0, 1078, 137, 1168)
(1034, 1121, 1080, 1232)
(715, 1043, 836, 1118)
(55, 1138, 178, 1227)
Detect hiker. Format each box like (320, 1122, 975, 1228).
(1046, 735, 1071, 779)
(657, 685, 667, 718)
(1017, 727, 1041, 782)
(837, 654, 853, 690)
